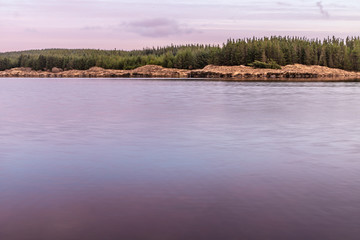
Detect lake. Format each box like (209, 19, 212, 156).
(1, 78, 360, 240)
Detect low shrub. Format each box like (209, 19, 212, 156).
(248, 60, 281, 69)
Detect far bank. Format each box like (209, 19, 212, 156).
(1, 64, 360, 81)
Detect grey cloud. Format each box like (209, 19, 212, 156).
(276, 2, 292, 6)
(24, 28, 38, 33)
(316, 1, 330, 18)
(81, 26, 104, 31)
(124, 18, 196, 38)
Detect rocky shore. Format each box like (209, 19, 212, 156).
(1, 64, 360, 80)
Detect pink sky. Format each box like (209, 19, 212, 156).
(1, 0, 360, 52)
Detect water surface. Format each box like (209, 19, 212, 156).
(1, 78, 360, 240)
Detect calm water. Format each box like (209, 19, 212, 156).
(1, 78, 360, 240)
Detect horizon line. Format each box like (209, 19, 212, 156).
(2, 35, 360, 54)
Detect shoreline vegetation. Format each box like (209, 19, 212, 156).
(2, 36, 360, 80)
(1, 64, 360, 80)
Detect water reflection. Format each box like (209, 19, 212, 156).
(1, 79, 360, 240)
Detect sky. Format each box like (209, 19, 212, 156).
(1, 0, 360, 52)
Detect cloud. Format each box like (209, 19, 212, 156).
(276, 2, 292, 6)
(24, 28, 38, 33)
(124, 18, 196, 38)
(81, 26, 104, 31)
(316, 1, 330, 18)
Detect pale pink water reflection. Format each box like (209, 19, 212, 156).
(1, 79, 360, 240)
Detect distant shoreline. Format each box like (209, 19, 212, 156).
(1, 64, 360, 81)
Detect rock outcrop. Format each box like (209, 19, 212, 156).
(131, 65, 189, 78)
(189, 64, 360, 79)
(1, 64, 360, 80)
(51, 67, 63, 73)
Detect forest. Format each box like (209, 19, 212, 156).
(1, 36, 360, 71)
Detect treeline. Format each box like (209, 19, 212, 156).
(1, 36, 360, 71)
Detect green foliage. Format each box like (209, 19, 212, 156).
(2, 36, 360, 71)
(0, 58, 11, 71)
(248, 60, 281, 69)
